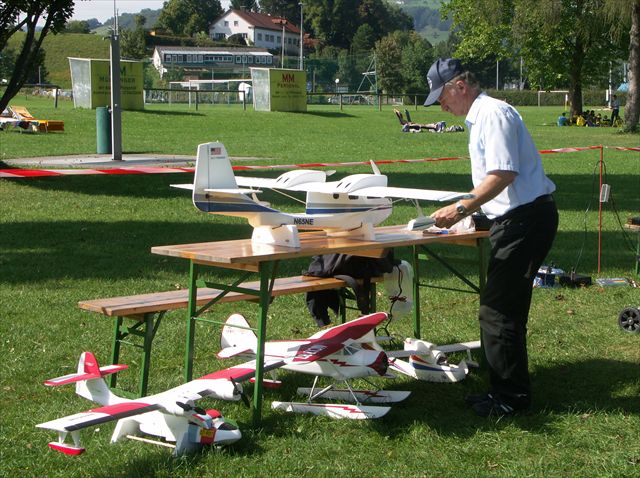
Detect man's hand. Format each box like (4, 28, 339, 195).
(431, 203, 463, 229)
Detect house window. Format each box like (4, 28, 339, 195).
(234, 20, 238, 26)
(224, 21, 229, 26)
(276, 36, 280, 43)
(257, 33, 262, 41)
(235, 55, 241, 63)
(266, 56, 272, 64)
(187, 54, 192, 62)
(198, 55, 203, 63)
(172, 55, 178, 62)
(164, 54, 171, 62)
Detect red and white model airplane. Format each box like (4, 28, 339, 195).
(172, 142, 474, 247)
(36, 352, 261, 456)
(218, 312, 411, 419)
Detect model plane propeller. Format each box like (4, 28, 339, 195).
(35, 352, 271, 456)
(217, 312, 411, 419)
(172, 142, 474, 248)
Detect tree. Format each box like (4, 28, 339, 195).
(230, 0, 259, 11)
(258, 0, 300, 23)
(120, 15, 147, 60)
(604, 0, 639, 132)
(156, 0, 223, 37)
(351, 24, 376, 53)
(442, 0, 626, 118)
(64, 20, 90, 33)
(0, 0, 74, 113)
(375, 31, 406, 94)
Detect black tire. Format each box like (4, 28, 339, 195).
(618, 307, 640, 334)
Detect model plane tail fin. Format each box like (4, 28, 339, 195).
(43, 352, 122, 405)
(44, 352, 127, 387)
(218, 313, 258, 358)
(193, 142, 236, 194)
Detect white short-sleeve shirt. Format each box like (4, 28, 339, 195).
(465, 93, 555, 218)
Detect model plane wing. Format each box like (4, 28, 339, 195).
(235, 169, 330, 191)
(37, 401, 162, 432)
(288, 312, 388, 363)
(351, 186, 474, 202)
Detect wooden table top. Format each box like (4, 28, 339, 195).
(151, 225, 489, 266)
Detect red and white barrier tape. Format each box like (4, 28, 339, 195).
(1, 145, 637, 179)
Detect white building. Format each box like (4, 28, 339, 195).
(209, 9, 301, 56)
(152, 46, 273, 78)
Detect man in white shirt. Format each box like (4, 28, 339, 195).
(426, 58, 559, 417)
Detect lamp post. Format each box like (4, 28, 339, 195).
(272, 18, 287, 68)
(299, 2, 304, 71)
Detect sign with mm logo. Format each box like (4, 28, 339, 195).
(250, 67, 307, 112)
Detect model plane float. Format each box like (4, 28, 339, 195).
(35, 352, 273, 456)
(217, 312, 480, 419)
(171, 142, 474, 248)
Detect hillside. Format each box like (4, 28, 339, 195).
(397, 0, 452, 45)
(8, 32, 109, 88)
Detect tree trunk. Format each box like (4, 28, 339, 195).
(624, 1, 640, 132)
(568, 37, 585, 118)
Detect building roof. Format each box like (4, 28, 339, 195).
(223, 9, 301, 34)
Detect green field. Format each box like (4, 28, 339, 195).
(1, 99, 639, 477)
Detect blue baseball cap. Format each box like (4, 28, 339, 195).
(424, 58, 464, 106)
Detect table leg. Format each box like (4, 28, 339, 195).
(252, 260, 276, 426)
(184, 260, 199, 383)
(412, 245, 421, 339)
(109, 316, 123, 390)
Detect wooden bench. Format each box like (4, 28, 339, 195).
(79, 274, 382, 397)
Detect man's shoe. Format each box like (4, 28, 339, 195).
(471, 395, 527, 418)
(464, 393, 492, 406)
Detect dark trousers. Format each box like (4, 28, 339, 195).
(479, 196, 558, 405)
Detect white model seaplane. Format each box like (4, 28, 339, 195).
(385, 338, 481, 383)
(36, 351, 265, 456)
(217, 312, 411, 419)
(171, 142, 474, 248)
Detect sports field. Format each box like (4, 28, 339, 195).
(1, 98, 639, 477)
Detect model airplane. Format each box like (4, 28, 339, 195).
(172, 142, 474, 247)
(217, 312, 411, 419)
(386, 338, 481, 383)
(36, 351, 267, 456)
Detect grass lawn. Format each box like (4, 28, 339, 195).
(1, 97, 639, 477)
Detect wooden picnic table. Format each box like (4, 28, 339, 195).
(151, 225, 489, 425)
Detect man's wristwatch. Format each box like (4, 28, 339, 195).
(455, 201, 468, 216)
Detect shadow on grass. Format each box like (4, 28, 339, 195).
(370, 357, 640, 440)
(302, 110, 356, 118)
(132, 109, 207, 117)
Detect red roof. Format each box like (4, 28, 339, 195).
(225, 9, 300, 34)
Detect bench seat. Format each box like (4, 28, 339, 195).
(78, 274, 382, 397)
(78, 275, 381, 319)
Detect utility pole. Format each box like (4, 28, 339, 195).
(299, 2, 304, 70)
(110, 1, 122, 160)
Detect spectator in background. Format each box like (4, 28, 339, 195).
(557, 112, 569, 126)
(610, 95, 620, 126)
